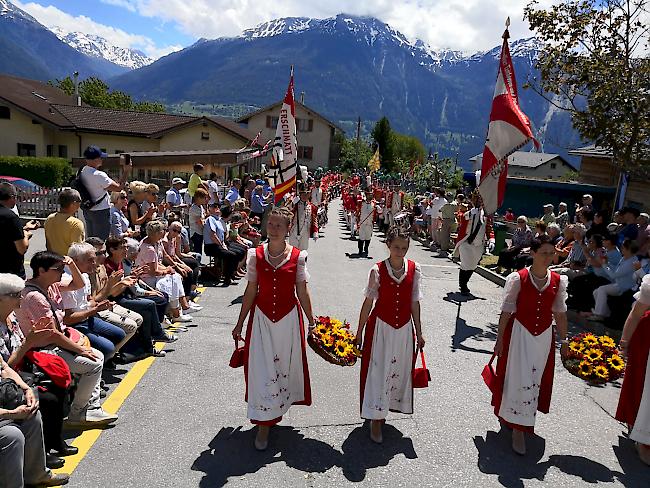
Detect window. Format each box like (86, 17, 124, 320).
(296, 118, 314, 132)
(550, 163, 557, 169)
(115, 149, 125, 154)
(17, 143, 36, 156)
(58, 145, 68, 158)
(298, 146, 313, 160)
(0, 106, 10, 119)
(31, 119, 41, 125)
(201, 131, 210, 140)
(266, 116, 279, 128)
(46, 145, 54, 157)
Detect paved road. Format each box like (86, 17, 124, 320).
(62, 200, 646, 487)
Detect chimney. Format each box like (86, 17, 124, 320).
(300, 91, 305, 104)
(73, 71, 81, 106)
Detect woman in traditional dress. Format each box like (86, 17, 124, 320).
(492, 235, 569, 455)
(454, 192, 487, 295)
(615, 274, 650, 466)
(232, 206, 315, 451)
(355, 228, 425, 444)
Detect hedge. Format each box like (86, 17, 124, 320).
(0, 156, 73, 187)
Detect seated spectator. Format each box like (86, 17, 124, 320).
(550, 223, 588, 277)
(556, 202, 569, 230)
(547, 223, 562, 245)
(0, 320, 70, 486)
(167, 212, 193, 257)
(618, 207, 640, 246)
(137, 221, 193, 322)
(607, 210, 624, 238)
(16, 251, 117, 427)
(162, 222, 201, 303)
(221, 207, 249, 274)
(62, 243, 127, 362)
(504, 208, 515, 222)
(225, 179, 241, 205)
(636, 212, 650, 258)
(553, 225, 575, 264)
(142, 184, 162, 228)
(541, 204, 556, 225)
(590, 239, 639, 320)
(586, 211, 608, 240)
(166, 178, 187, 215)
(203, 203, 239, 286)
(496, 215, 533, 271)
(109, 190, 135, 239)
(0, 273, 76, 476)
(567, 235, 613, 312)
(45, 188, 85, 256)
(127, 181, 153, 238)
(238, 211, 262, 247)
(188, 188, 208, 256)
(534, 220, 547, 238)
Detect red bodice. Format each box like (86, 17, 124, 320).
(373, 260, 415, 328)
(514, 268, 561, 336)
(255, 245, 300, 323)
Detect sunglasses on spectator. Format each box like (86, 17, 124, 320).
(96, 249, 107, 256)
(150, 192, 159, 196)
(2, 292, 22, 299)
(49, 264, 65, 272)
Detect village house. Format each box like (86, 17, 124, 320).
(0, 74, 261, 179)
(237, 99, 343, 170)
(470, 151, 578, 180)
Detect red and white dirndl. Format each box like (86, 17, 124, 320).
(491, 268, 568, 432)
(616, 276, 650, 446)
(243, 244, 312, 425)
(360, 259, 423, 420)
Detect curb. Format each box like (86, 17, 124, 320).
(475, 265, 506, 287)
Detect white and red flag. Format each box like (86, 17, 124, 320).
(478, 21, 538, 215)
(269, 66, 298, 203)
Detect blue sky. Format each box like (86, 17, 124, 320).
(15, 0, 551, 58)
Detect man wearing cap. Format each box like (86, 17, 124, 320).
(166, 177, 187, 215)
(80, 145, 131, 240)
(542, 204, 556, 225)
(556, 202, 569, 230)
(289, 184, 318, 251)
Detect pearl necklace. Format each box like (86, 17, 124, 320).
(389, 260, 405, 275)
(267, 243, 288, 259)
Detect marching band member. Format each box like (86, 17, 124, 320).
(491, 235, 569, 455)
(355, 228, 425, 443)
(357, 190, 375, 257)
(616, 274, 650, 466)
(232, 206, 315, 451)
(288, 184, 318, 251)
(454, 192, 487, 295)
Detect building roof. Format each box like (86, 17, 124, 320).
(470, 151, 578, 171)
(237, 100, 344, 132)
(568, 145, 613, 159)
(0, 74, 255, 142)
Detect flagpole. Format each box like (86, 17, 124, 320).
(291, 64, 298, 196)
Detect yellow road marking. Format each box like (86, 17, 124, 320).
(53, 286, 206, 475)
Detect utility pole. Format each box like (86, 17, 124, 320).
(355, 116, 361, 169)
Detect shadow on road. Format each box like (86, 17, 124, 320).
(192, 422, 417, 486)
(612, 434, 650, 485)
(444, 293, 496, 355)
(474, 428, 621, 487)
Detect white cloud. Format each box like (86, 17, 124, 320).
(108, 0, 557, 52)
(99, 0, 137, 13)
(14, 1, 180, 59)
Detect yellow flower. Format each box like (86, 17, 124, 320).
(599, 336, 616, 348)
(578, 360, 593, 377)
(582, 334, 599, 347)
(321, 335, 334, 348)
(334, 340, 348, 357)
(608, 354, 625, 371)
(594, 365, 609, 380)
(569, 341, 584, 353)
(585, 348, 603, 362)
(315, 325, 328, 336)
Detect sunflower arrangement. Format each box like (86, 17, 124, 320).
(563, 333, 625, 384)
(307, 316, 360, 366)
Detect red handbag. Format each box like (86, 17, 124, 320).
(412, 348, 431, 388)
(482, 353, 498, 394)
(24, 351, 72, 389)
(229, 339, 245, 368)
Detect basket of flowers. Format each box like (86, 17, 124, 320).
(308, 316, 360, 367)
(562, 332, 625, 384)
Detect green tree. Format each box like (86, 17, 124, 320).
(50, 76, 165, 113)
(371, 117, 395, 171)
(525, 0, 650, 172)
(339, 138, 373, 171)
(392, 132, 427, 168)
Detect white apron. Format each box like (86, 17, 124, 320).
(361, 318, 414, 419)
(247, 305, 306, 422)
(454, 208, 486, 270)
(358, 203, 374, 241)
(289, 203, 311, 251)
(630, 356, 650, 444)
(498, 320, 552, 427)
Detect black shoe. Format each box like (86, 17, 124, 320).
(56, 444, 79, 457)
(222, 279, 232, 287)
(460, 287, 471, 296)
(46, 453, 65, 469)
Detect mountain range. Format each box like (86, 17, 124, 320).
(0, 2, 583, 166)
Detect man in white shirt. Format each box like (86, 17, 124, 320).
(80, 146, 130, 240)
(207, 172, 221, 206)
(428, 188, 447, 248)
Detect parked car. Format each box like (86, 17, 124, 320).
(0, 176, 42, 193)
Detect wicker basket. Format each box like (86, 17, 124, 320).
(307, 335, 357, 367)
(562, 359, 620, 385)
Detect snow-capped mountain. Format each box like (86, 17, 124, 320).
(0, 0, 36, 23)
(52, 28, 152, 70)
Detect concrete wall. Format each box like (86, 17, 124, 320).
(159, 124, 244, 151)
(244, 105, 333, 170)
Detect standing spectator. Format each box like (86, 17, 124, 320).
(438, 194, 457, 252)
(427, 189, 446, 249)
(188, 163, 206, 199)
(126, 181, 153, 236)
(188, 188, 208, 255)
(225, 178, 241, 205)
(541, 204, 556, 225)
(556, 202, 570, 230)
(618, 207, 640, 246)
(109, 191, 131, 238)
(636, 213, 650, 257)
(45, 188, 85, 256)
(165, 178, 187, 215)
(207, 172, 221, 206)
(79, 145, 130, 240)
(0, 182, 37, 278)
(586, 211, 608, 240)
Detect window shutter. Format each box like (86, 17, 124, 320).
(308, 119, 313, 132)
(266, 116, 271, 128)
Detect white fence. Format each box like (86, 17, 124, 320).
(17, 187, 63, 218)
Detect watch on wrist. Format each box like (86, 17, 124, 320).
(560, 339, 569, 345)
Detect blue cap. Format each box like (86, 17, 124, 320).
(255, 179, 264, 185)
(83, 145, 107, 160)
